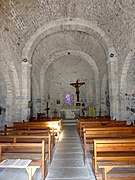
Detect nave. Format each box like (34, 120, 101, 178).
(46, 125, 95, 180)
(1, 117, 135, 180)
(0, 122, 95, 180)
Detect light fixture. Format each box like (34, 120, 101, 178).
(22, 58, 27, 62)
(110, 53, 114, 57)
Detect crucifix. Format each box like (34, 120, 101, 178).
(45, 102, 50, 118)
(70, 80, 85, 102)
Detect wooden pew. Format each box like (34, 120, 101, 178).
(13, 120, 62, 137)
(83, 126, 135, 164)
(77, 116, 111, 133)
(0, 135, 50, 180)
(29, 118, 63, 132)
(79, 120, 127, 138)
(78, 116, 111, 121)
(0, 128, 54, 149)
(94, 138, 135, 180)
(0, 134, 51, 163)
(3, 125, 55, 147)
(4, 120, 61, 144)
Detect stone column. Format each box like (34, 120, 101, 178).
(37, 98, 42, 113)
(15, 96, 22, 122)
(107, 55, 119, 119)
(5, 93, 12, 126)
(21, 61, 32, 121)
(41, 98, 45, 113)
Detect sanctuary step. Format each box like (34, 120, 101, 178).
(62, 118, 77, 125)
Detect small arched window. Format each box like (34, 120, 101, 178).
(65, 93, 71, 105)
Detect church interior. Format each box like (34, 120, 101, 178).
(0, 0, 135, 179)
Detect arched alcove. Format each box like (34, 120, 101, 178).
(120, 50, 135, 121)
(22, 19, 118, 120)
(42, 54, 96, 117)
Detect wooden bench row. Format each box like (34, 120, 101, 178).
(79, 120, 128, 138)
(94, 138, 135, 180)
(83, 124, 135, 179)
(4, 120, 62, 144)
(29, 118, 63, 132)
(0, 120, 60, 179)
(77, 116, 111, 133)
(3, 126, 55, 147)
(0, 134, 51, 180)
(3, 118, 60, 135)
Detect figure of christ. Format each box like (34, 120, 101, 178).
(70, 80, 85, 102)
(45, 102, 50, 118)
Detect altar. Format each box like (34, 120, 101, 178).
(60, 108, 80, 119)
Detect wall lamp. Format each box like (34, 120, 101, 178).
(110, 53, 114, 57)
(22, 58, 27, 62)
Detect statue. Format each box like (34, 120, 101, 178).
(70, 80, 85, 102)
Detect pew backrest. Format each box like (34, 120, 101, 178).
(83, 126, 135, 164)
(79, 120, 127, 137)
(0, 138, 48, 179)
(13, 121, 62, 133)
(94, 138, 135, 174)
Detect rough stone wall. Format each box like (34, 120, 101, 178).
(0, 0, 134, 61)
(101, 74, 110, 116)
(126, 58, 135, 120)
(0, 74, 6, 127)
(0, 0, 134, 124)
(32, 31, 107, 84)
(120, 52, 135, 121)
(42, 55, 96, 117)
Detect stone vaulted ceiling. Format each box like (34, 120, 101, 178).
(0, 0, 134, 67)
(0, 0, 135, 121)
(32, 30, 107, 83)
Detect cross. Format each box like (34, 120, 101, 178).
(70, 80, 85, 102)
(45, 102, 50, 118)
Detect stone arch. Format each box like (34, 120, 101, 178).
(0, 61, 13, 125)
(0, 60, 21, 124)
(120, 50, 135, 120)
(22, 18, 118, 119)
(120, 52, 134, 93)
(22, 18, 114, 60)
(7, 62, 21, 121)
(40, 50, 100, 115)
(7, 62, 20, 97)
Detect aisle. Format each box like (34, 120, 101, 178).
(46, 125, 95, 180)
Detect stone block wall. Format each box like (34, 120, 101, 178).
(0, 0, 134, 124)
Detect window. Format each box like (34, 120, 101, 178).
(65, 93, 71, 105)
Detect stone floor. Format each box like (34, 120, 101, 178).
(45, 125, 96, 180)
(0, 124, 96, 180)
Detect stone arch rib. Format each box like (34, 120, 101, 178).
(120, 51, 135, 120)
(40, 50, 100, 115)
(22, 18, 118, 119)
